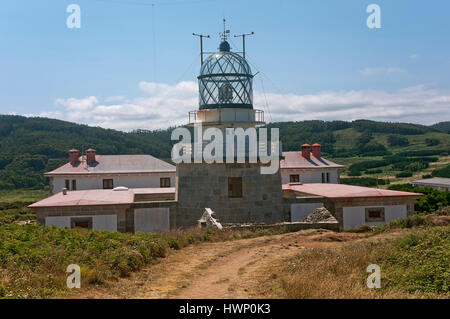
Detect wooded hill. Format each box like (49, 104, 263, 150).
(0, 115, 449, 190)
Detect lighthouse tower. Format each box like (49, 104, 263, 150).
(176, 26, 284, 227)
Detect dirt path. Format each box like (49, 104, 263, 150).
(73, 229, 370, 299)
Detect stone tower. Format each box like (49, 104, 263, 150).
(175, 29, 284, 227)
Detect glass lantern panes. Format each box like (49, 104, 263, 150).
(198, 51, 253, 109)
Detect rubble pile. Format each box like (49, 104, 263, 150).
(302, 207, 337, 223)
(198, 208, 223, 230)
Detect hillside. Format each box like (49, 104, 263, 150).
(0, 115, 449, 190)
(430, 121, 450, 133)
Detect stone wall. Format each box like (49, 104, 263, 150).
(176, 162, 285, 227)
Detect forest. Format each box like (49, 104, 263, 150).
(0, 115, 449, 190)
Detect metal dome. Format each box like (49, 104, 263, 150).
(198, 42, 253, 110)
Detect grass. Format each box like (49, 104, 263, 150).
(0, 189, 48, 202)
(0, 221, 288, 299)
(276, 214, 449, 299)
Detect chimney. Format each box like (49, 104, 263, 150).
(312, 143, 321, 158)
(301, 144, 311, 160)
(69, 149, 80, 165)
(86, 148, 96, 165)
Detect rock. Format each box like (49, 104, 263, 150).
(302, 207, 337, 223)
(198, 208, 223, 230)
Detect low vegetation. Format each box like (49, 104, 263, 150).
(0, 219, 288, 298)
(277, 213, 449, 298)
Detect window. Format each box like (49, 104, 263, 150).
(103, 179, 114, 189)
(160, 177, 171, 188)
(228, 177, 243, 198)
(365, 207, 385, 222)
(290, 174, 300, 183)
(326, 172, 330, 183)
(70, 217, 92, 229)
(65, 179, 70, 189)
(321, 173, 325, 183)
(71, 179, 77, 190)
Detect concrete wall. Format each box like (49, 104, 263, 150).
(176, 162, 285, 227)
(50, 172, 176, 194)
(342, 205, 407, 229)
(34, 205, 131, 232)
(281, 168, 339, 184)
(134, 207, 170, 233)
(45, 214, 118, 232)
(323, 197, 416, 229)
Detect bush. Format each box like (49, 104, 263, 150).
(387, 135, 409, 147)
(396, 171, 413, 178)
(347, 170, 362, 176)
(388, 184, 450, 213)
(341, 177, 387, 187)
(349, 160, 389, 172)
(425, 138, 440, 146)
(374, 214, 431, 234)
(365, 169, 382, 175)
(432, 164, 450, 178)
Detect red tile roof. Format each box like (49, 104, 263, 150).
(281, 151, 345, 169)
(28, 187, 176, 208)
(45, 154, 175, 175)
(28, 189, 135, 207)
(283, 183, 422, 199)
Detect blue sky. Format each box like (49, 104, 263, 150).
(1, 0, 449, 130)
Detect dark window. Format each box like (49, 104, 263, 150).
(290, 174, 300, 183)
(326, 173, 330, 183)
(228, 177, 243, 198)
(321, 173, 325, 183)
(71, 180, 77, 190)
(103, 179, 114, 189)
(365, 207, 385, 222)
(65, 179, 70, 189)
(71, 217, 92, 229)
(160, 177, 171, 188)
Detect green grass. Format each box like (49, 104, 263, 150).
(279, 225, 449, 298)
(378, 227, 449, 294)
(0, 189, 48, 202)
(0, 220, 289, 298)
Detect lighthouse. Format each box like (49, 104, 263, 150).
(175, 23, 285, 227)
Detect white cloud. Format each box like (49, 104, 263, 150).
(361, 67, 406, 76)
(39, 82, 450, 131)
(409, 53, 420, 60)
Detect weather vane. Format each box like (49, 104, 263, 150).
(220, 18, 230, 42)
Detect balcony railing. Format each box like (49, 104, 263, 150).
(188, 109, 264, 125)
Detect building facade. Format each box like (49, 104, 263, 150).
(45, 149, 176, 194)
(280, 144, 344, 184)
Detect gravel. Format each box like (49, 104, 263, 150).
(302, 207, 338, 223)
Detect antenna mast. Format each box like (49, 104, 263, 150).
(234, 31, 254, 58)
(192, 33, 210, 65)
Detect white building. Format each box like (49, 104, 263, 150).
(280, 143, 345, 184)
(45, 149, 176, 194)
(283, 183, 422, 229)
(411, 177, 450, 191)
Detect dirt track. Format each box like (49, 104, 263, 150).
(74, 229, 368, 299)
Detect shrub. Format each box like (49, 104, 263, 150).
(365, 169, 382, 175)
(396, 171, 413, 178)
(425, 138, 440, 146)
(387, 135, 409, 147)
(341, 177, 386, 187)
(432, 164, 450, 178)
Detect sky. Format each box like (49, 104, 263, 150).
(1, 0, 449, 131)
